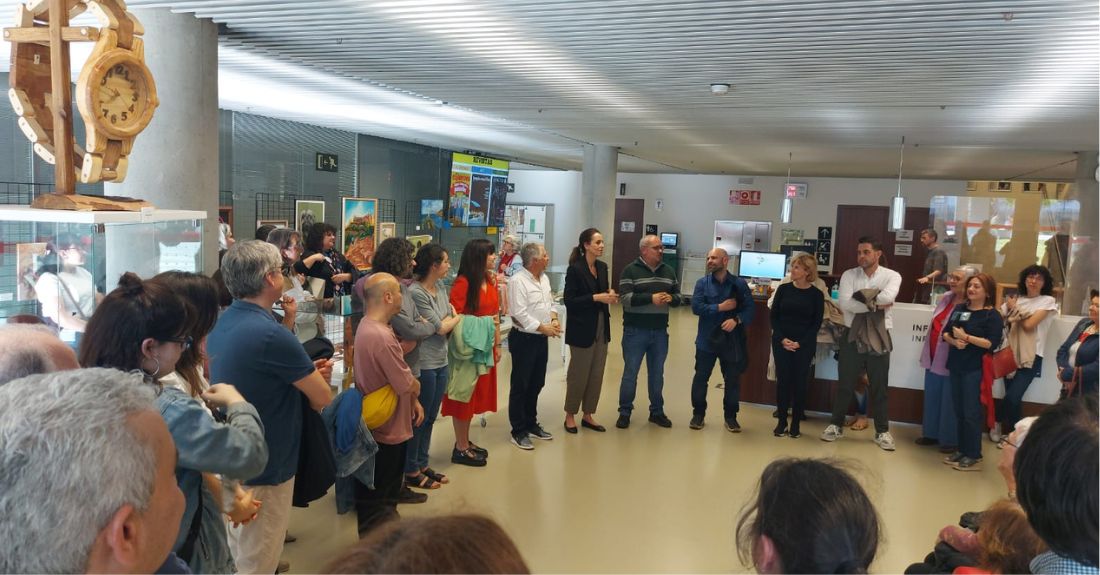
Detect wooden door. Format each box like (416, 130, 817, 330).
(612, 198, 644, 289)
(835, 204, 928, 303)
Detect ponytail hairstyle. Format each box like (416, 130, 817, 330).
(569, 228, 601, 266)
(736, 457, 880, 574)
(78, 272, 191, 377)
(457, 238, 495, 314)
(413, 243, 448, 281)
(151, 271, 220, 396)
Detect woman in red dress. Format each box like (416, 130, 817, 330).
(443, 238, 501, 467)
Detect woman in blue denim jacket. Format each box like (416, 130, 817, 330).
(81, 272, 269, 574)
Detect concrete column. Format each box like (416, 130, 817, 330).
(582, 144, 618, 257)
(106, 9, 219, 275)
(1064, 151, 1099, 313)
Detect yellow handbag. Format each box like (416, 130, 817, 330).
(361, 385, 398, 429)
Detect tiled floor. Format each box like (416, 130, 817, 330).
(284, 306, 1007, 573)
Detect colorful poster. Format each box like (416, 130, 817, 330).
(448, 152, 509, 227)
(295, 200, 325, 234)
(341, 198, 377, 271)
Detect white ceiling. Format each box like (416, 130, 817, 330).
(7, 0, 1100, 179)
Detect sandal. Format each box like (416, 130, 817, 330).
(422, 467, 449, 484)
(406, 472, 441, 490)
(849, 417, 869, 431)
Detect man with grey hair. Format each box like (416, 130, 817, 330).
(207, 240, 333, 574)
(616, 234, 682, 429)
(0, 368, 184, 573)
(506, 242, 560, 450)
(0, 323, 79, 385)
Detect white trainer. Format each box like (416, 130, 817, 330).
(874, 431, 897, 451)
(820, 424, 843, 442)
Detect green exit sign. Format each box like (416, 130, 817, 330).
(316, 153, 338, 172)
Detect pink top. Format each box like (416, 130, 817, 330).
(354, 318, 417, 444)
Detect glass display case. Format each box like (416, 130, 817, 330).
(0, 206, 206, 342)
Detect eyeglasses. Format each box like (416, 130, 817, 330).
(163, 336, 193, 351)
(645, 244, 664, 251)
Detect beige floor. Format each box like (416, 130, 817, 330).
(285, 307, 1008, 573)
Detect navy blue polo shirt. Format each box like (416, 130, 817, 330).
(207, 300, 316, 486)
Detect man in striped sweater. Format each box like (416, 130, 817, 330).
(616, 234, 683, 429)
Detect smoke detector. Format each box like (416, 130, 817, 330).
(710, 83, 730, 95)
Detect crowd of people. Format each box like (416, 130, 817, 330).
(0, 220, 1096, 574)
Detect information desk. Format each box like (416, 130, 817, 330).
(741, 300, 1080, 424)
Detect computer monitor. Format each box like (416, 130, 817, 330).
(737, 251, 787, 280)
(660, 232, 679, 248)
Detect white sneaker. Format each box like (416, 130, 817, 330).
(874, 431, 896, 451)
(989, 426, 1002, 444)
(820, 424, 843, 442)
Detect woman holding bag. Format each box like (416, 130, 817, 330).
(994, 265, 1058, 445)
(942, 273, 1004, 472)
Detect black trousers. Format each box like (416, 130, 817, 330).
(830, 337, 891, 433)
(772, 340, 815, 423)
(353, 441, 406, 537)
(508, 329, 548, 436)
(690, 348, 743, 418)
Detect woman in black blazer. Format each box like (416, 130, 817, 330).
(563, 228, 619, 434)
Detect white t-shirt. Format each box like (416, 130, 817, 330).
(1001, 294, 1058, 356)
(34, 268, 96, 342)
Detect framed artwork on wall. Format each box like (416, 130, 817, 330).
(295, 200, 326, 234)
(342, 197, 377, 270)
(256, 219, 288, 230)
(379, 222, 396, 241)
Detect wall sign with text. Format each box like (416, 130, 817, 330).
(729, 189, 761, 205)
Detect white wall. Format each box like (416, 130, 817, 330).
(507, 170, 584, 267)
(510, 169, 969, 272)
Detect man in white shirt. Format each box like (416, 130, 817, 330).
(506, 242, 561, 450)
(821, 236, 902, 451)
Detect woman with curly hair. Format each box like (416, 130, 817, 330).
(993, 264, 1057, 445)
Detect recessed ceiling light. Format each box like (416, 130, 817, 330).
(710, 83, 730, 95)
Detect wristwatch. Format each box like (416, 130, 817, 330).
(74, 0, 158, 183)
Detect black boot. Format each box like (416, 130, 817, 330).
(773, 420, 788, 437)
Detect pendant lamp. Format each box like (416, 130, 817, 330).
(889, 137, 906, 231)
(780, 152, 794, 224)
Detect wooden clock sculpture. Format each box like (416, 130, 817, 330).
(5, 0, 157, 210)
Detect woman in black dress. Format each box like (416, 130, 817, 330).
(769, 253, 824, 438)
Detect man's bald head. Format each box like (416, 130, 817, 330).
(705, 248, 730, 274)
(363, 272, 403, 320)
(0, 324, 79, 385)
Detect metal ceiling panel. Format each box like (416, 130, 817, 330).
(5, 0, 1098, 177)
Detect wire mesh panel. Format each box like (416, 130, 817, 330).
(0, 181, 55, 205)
(254, 192, 323, 230)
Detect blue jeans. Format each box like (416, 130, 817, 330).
(618, 326, 668, 417)
(950, 368, 983, 460)
(1002, 356, 1042, 430)
(404, 365, 448, 474)
(922, 370, 957, 446)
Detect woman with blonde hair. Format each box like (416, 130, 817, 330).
(769, 253, 824, 438)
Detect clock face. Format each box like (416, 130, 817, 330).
(95, 61, 149, 132)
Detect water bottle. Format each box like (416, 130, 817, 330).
(830, 283, 839, 300)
